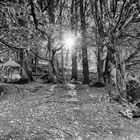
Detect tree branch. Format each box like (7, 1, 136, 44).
(30, 0, 38, 29)
(0, 39, 19, 50)
(53, 46, 62, 53)
(112, 0, 118, 18)
(125, 42, 140, 63)
(30, 49, 51, 62)
(54, 0, 60, 7)
(125, 50, 140, 63)
(113, 0, 127, 32)
(0, 38, 52, 62)
(118, 1, 139, 31)
(42, 0, 52, 13)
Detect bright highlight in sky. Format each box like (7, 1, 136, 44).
(62, 31, 76, 51)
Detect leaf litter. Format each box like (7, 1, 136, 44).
(0, 82, 140, 139)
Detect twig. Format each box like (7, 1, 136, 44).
(50, 126, 74, 138)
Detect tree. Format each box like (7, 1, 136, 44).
(29, 0, 63, 83)
(0, 0, 35, 81)
(91, 1, 105, 84)
(80, 0, 90, 84)
(71, 0, 78, 81)
(92, 0, 140, 95)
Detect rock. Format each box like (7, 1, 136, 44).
(64, 83, 75, 90)
(119, 109, 133, 119)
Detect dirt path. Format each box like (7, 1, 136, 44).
(0, 82, 140, 140)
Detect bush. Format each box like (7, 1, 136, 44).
(126, 80, 140, 103)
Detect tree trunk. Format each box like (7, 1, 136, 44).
(72, 52, 78, 81)
(80, 0, 89, 84)
(19, 50, 34, 82)
(107, 33, 126, 96)
(47, 0, 62, 83)
(71, 0, 78, 81)
(51, 50, 63, 83)
(24, 60, 34, 82)
(47, 36, 52, 73)
(94, 25, 104, 84)
(35, 55, 38, 73)
(34, 49, 38, 75)
(97, 43, 104, 83)
(19, 48, 24, 67)
(91, 0, 105, 84)
(59, 0, 64, 81)
(61, 47, 64, 80)
(115, 50, 127, 97)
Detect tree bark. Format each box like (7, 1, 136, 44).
(61, 47, 64, 81)
(34, 48, 38, 75)
(19, 48, 24, 67)
(80, 0, 89, 84)
(115, 50, 127, 97)
(59, 0, 64, 81)
(92, 0, 105, 84)
(46, 0, 59, 83)
(71, 0, 78, 81)
(72, 51, 78, 81)
(97, 37, 104, 83)
(24, 51, 34, 82)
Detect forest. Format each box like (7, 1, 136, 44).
(0, 0, 140, 139)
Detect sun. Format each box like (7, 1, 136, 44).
(62, 31, 76, 51)
(65, 37, 74, 47)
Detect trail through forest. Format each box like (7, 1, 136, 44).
(0, 82, 140, 140)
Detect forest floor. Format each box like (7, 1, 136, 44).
(0, 81, 140, 140)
